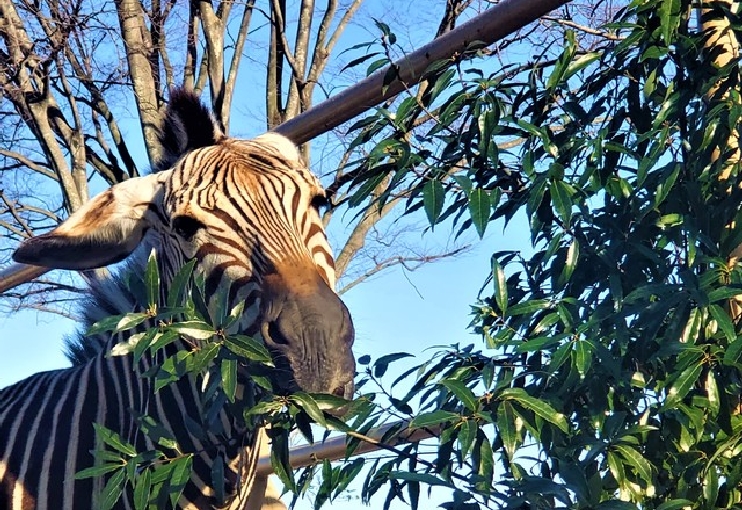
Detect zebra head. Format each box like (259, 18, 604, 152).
(12, 88, 355, 400)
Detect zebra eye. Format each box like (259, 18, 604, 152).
(172, 215, 204, 240)
(310, 192, 330, 212)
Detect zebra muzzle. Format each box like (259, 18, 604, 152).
(259, 269, 356, 401)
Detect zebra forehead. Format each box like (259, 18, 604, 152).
(167, 139, 322, 196)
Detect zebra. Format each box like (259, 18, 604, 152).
(0, 88, 356, 509)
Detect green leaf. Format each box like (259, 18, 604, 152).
(499, 388, 569, 433)
(75, 463, 125, 480)
(551, 180, 573, 225)
(221, 358, 237, 403)
(606, 451, 625, 487)
(148, 329, 179, 353)
(224, 335, 272, 363)
(110, 331, 147, 358)
(367, 58, 389, 76)
(191, 341, 220, 373)
(86, 314, 126, 336)
(574, 339, 593, 381)
(388, 471, 452, 487)
(409, 410, 460, 429)
(93, 423, 137, 457)
(423, 179, 445, 226)
(133, 467, 151, 510)
(207, 283, 230, 327)
(221, 300, 245, 331)
(429, 68, 455, 103)
(664, 363, 703, 409)
(476, 434, 494, 494)
(506, 299, 551, 316)
(708, 304, 736, 342)
(167, 258, 197, 308)
(654, 163, 680, 207)
(458, 419, 477, 459)
(270, 428, 295, 492)
(452, 175, 472, 194)
(497, 400, 518, 459)
(332, 458, 364, 499)
(132, 328, 158, 363)
(492, 258, 507, 314)
(340, 51, 382, 72)
(438, 379, 478, 411)
(373, 352, 413, 378)
(708, 286, 742, 303)
(597, 502, 642, 510)
(145, 248, 160, 309)
(116, 313, 150, 333)
(558, 238, 580, 288)
(564, 51, 600, 79)
(308, 392, 351, 411)
(167, 320, 215, 340)
(291, 392, 327, 427)
(468, 188, 491, 238)
(167, 455, 193, 508)
(707, 369, 720, 415)
(656, 500, 694, 510)
(613, 444, 653, 484)
(99, 468, 126, 510)
(724, 337, 742, 366)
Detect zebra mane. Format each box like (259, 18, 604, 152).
(65, 88, 221, 365)
(64, 244, 154, 365)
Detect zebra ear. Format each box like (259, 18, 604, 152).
(13, 172, 168, 270)
(155, 88, 224, 171)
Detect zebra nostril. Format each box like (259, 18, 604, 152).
(332, 386, 346, 397)
(266, 321, 290, 345)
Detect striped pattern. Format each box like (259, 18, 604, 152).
(0, 89, 355, 509)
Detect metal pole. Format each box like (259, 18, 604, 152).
(0, 0, 567, 294)
(274, 0, 569, 145)
(256, 420, 441, 476)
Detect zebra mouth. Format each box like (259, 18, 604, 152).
(259, 316, 355, 401)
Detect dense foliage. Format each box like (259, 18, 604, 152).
(334, 0, 742, 508)
(83, 1, 742, 509)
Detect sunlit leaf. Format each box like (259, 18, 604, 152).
(497, 400, 517, 459)
(409, 410, 460, 429)
(613, 444, 652, 484)
(492, 258, 507, 314)
(664, 363, 703, 409)
(499, 388, 569, 433)
(99, 468, 126, 510)
(438, 379, 478, 411)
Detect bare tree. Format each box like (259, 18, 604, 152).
(0, 0, 479, 318)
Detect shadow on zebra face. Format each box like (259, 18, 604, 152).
(12, 88, 355, 401)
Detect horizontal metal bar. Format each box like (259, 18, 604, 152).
(256, 420, 441, 476)
(0, 0, 567, 294)
(274, 0, 569, 145)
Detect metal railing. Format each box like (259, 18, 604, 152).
(255, 420, 443, 476)
(0, 0, 569, 499)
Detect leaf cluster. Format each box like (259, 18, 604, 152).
(336, 1, 742, 508)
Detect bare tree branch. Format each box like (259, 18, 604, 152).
(338, 245, 471, 295)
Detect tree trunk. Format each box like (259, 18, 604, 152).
(115, 0, 162, 166)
